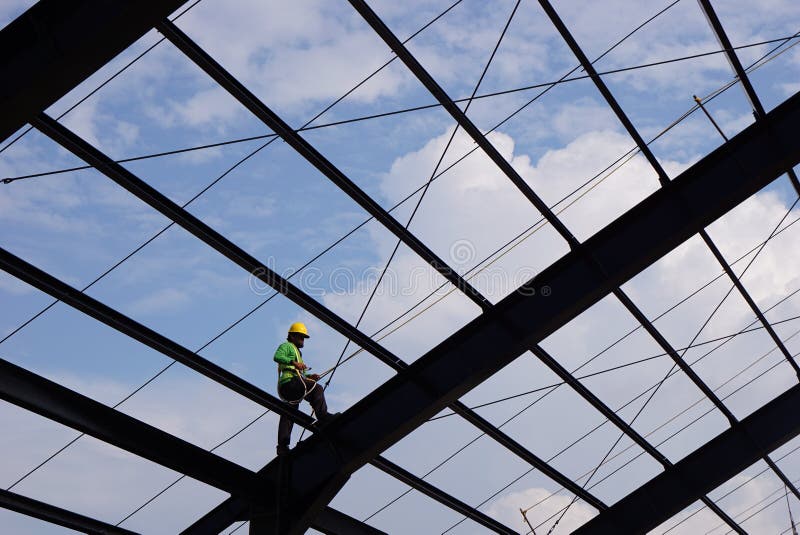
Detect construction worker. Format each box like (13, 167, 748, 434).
(274, 322, 335, 456)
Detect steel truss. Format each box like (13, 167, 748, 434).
(1, 1, 799, 534)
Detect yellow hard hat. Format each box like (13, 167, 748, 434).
(288, 322, 310, 338)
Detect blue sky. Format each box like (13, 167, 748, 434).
(1, 0, 800, 533)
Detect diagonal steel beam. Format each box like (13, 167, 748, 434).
(0, 0, 189, 143)
(0, 356, 258, 495)
(156, 19, 490, 312)
(371, 457, 518, 535)
(181, 88, 800, 535)
(28, 113, 603, 512)
(347, 0, 579, 249)
(696, 0, 800, 195)
(0, 488, 138, 535)
(537, 0, 800, 515)
(574, 379, 800, 534)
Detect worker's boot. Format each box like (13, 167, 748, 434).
(315, 412, 341, 428)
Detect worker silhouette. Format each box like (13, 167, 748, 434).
(274, 322, 336, 456)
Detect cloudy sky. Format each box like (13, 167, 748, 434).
(1, 0, 800, 533)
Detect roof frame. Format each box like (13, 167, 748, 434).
(156, 19, 491, 313)
(182, 87, 800, 533)
(28, 111, 604, 510)
(0, 245, 517, 534)
(538, 0, 800, 515)
(2, 1, 799, 532)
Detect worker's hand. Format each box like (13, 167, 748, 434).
(294, 361, 308, 371)
(308, 373, 321, 381)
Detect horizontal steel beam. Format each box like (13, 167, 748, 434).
(574, 380, 800, 533)
(187, 89, 800, 533)
(0, 488, 138, 535)
(0, 357, 258, 495)
(0, 0, 188, 143)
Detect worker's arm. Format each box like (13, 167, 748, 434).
(273, 343, 306, 370)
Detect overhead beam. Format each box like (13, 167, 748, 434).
(0, 488, 138, 535)
(371, 457, 517, 535)
(28, 113, 603, 512)
(574, 380, 800, 533)
(0, 0, 188, 143)
(182, 89, 800, 534)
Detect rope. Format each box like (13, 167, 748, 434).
(787, 485, 798, 535)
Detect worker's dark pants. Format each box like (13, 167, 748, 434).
(277, 376, 328, 447)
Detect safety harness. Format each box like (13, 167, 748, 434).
(276, 343, 317, 405)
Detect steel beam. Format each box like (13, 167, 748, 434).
(0, 0, 188, 143)
(347, 0, 579, 248)
(28, 114, 604, 512)
(0, 246, 313, 428)
(0, 488, 138, 535)
(181, 89, 800, 534)
(156, 19, 490, 312)
(696, 0, 800, 195)
(0, 357, 258, 495)
(574, 380, 800, 533)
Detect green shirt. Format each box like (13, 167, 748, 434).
(274, 341, 306, 385)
